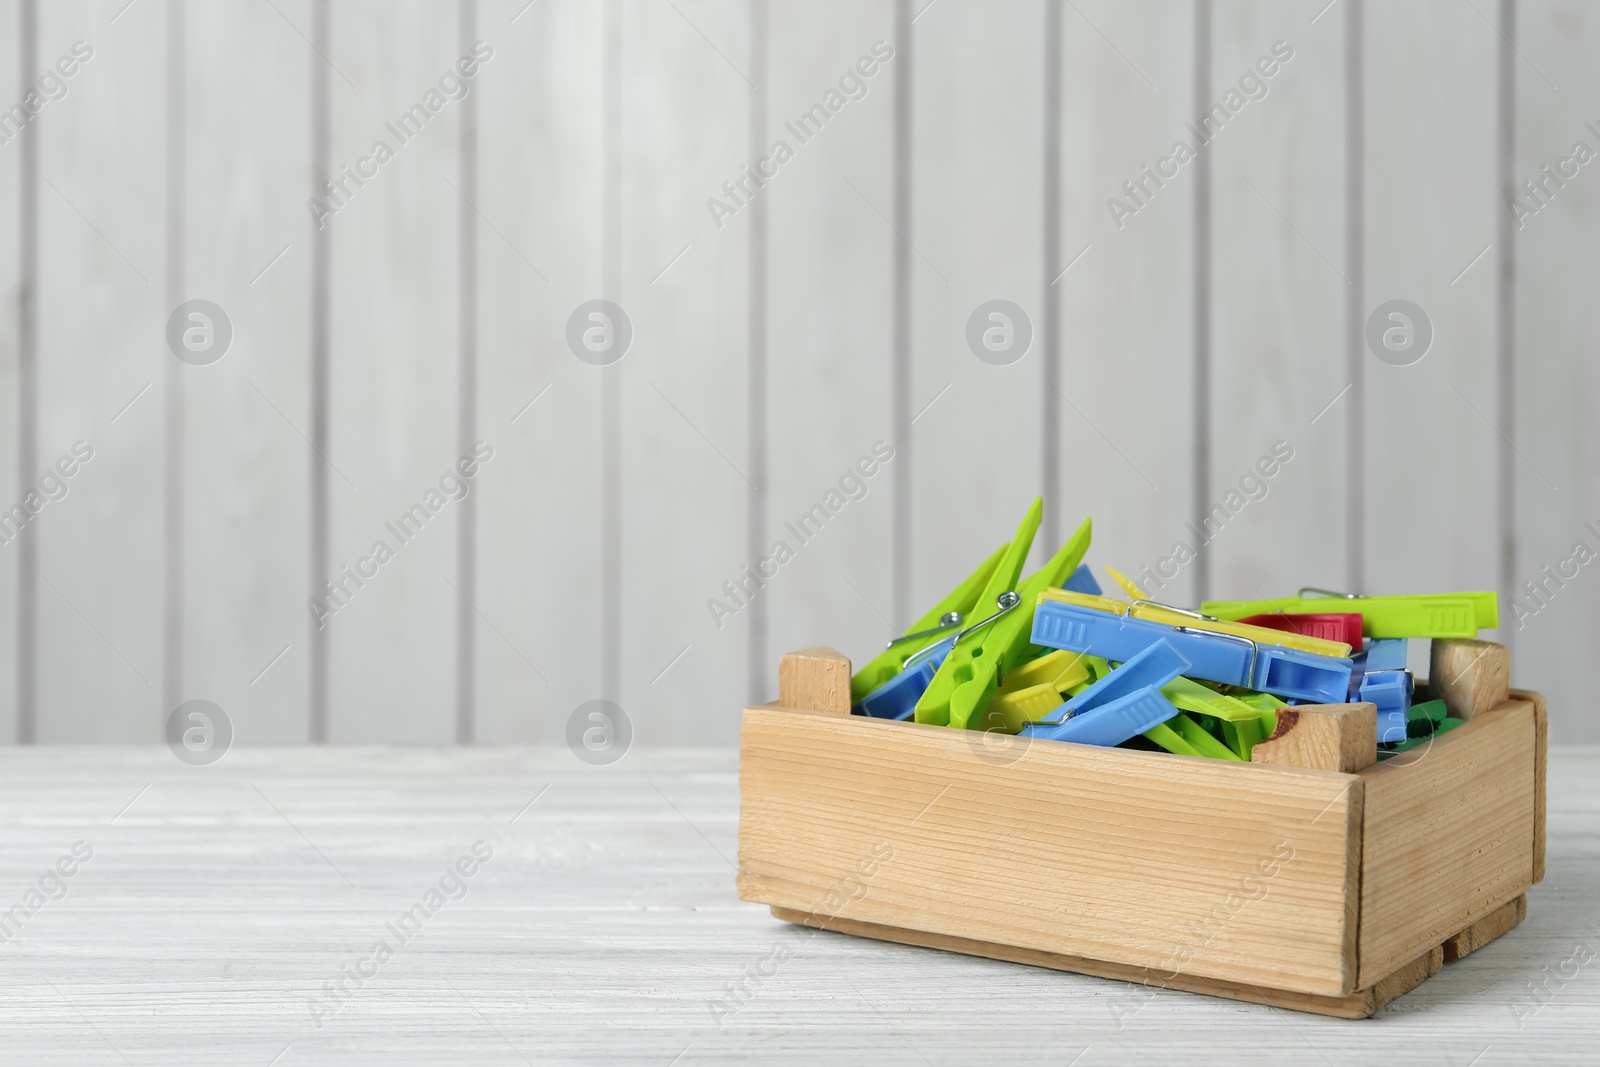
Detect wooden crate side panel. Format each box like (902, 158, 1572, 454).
(739, 707, 1361, 996)
(1512, 688, 1548, 883)
(1357, 699, 1537, 988)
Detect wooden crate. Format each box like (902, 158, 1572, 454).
(737, 643, 1545, 1018)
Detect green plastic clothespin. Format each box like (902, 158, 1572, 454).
(1159, 676, 1274, 758)
(1200, 589, 1499, 639)
(850, 543, 1009, 703)
(1230, 690, 1288, 713)
(1145, 713, 1243, 761)
(916, 502, 1093, 730)
(1379, 701, 1462, 757)
(912, 498, 1043, 728)
(1404, 698, 1448, 739)
(1161, 676, 1262, 723)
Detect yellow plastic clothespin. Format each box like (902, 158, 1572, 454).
(979, 649, 1107, 734)
(1105, 566, 1150, 601)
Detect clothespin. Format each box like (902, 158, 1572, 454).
(979, 649, 1107, 734)
(850, 543, 1008, 703)
(1238, 612, 1364, 652)
(1161, 675, 1267, 723)
(1201, 588, 1499, 639)
(1037, 589, 1352, 659)
(1231, 690, 1288, 713)
(1061, 564, 1102, 596)
(1145, 714, 1244, 761)
(1020, 640, 1187, 746)
(1351, 637, 1412, 742)
(1405, 698, 1447, 737)
(1031, 597, 1354, 704)
(915, 502, 1094, 729)
(1378, 700, 1461, 757)
(854, 637, 954, 720)
(1003, 647, 1104, 694)
(1104, 566, 1149, 601)
(1158, 677, 1279, 758)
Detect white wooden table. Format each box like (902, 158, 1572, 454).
(0, 746, 1595, 1065)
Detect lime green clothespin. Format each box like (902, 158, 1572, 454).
(916, 503, 1093, 730)
(911, 499, 1042, 727)
(943, 513, 1093, 730)
(1234, 691, 1288, 755)
(1158, 676, 1272, 758)
(850, 543, 1009, 703)
(1161, 676, 1261, 723)
(1145, 714, 1243, 760)
(1200, 588, 1499, 639)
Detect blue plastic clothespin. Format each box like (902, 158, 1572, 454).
(1020, 640, 1188, 746)
(1352, 637, 1411, 743)
(1031, 598, 1354, 704)
(1061, 564, 1102, 596)
(855, 637, 954, 720)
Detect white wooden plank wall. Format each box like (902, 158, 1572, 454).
(325, 0, 463, 742)
(182, 0, 314, 744)
(35, 1, 165, 741)
(1511, 1, 1599, 745)
(0, 0, 20, 743)
(1208, 1, 1349, 603)
(1057, 1, 1195, 605)
(0, 0, 1593, 746)
(763, 1, 897, 705)
(472, 0, 606, 743)
(615, 0, 751, 746)
(909, 1, 1047, 594)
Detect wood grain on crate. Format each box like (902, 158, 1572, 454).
(777, 648, 853, 716)
(1356, 698, 1537, 988)
(739, 704, 1363, 996)
(1250, 702, 1377, 773)
(770, 907, 1442, 1020)
(1430, 639, 1511, 721)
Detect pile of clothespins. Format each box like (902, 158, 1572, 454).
(849, 497, 1498, 763)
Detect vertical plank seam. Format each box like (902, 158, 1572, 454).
(1345, 0, 1365, 593)
(1348, 774, 1366, 995)
(1495, 0, 1515, 657)
(15, 0, 38, 744)
(1192, 0, 1212, 604)
(309, 0, 330, 743)
(1040, 0, 1062, 552)
(600, 0, 621, 703)
(746, 0, 768, 704)
(163, 0, 187, 725)
(891, 0, 911, 628)
(456, 0, 479, 742)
